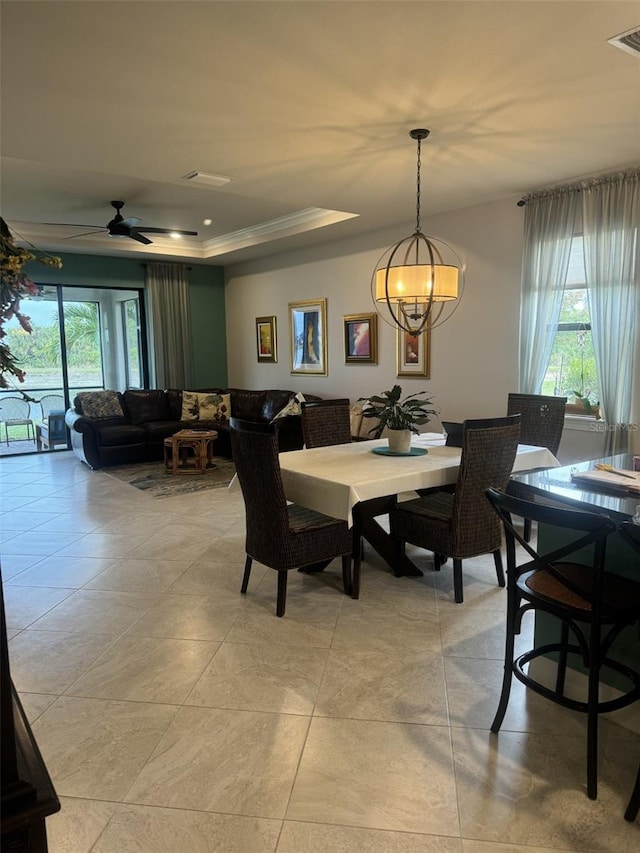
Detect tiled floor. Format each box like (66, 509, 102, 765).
(1, 450, 638, 852)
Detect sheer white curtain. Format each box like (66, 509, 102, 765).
(519, 191, 580, 393)
(145, 262, 195, 388)
(582, 170, 640, 454)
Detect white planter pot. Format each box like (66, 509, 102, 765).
(388, 429, 412, 453)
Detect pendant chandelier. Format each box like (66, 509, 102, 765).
(372, 129, 464, 336)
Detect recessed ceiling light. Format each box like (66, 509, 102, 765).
(182, 171, 232, 187)
(169, 232, 181, 239)
(203, 218, 213, 226)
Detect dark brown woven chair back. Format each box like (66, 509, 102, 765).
(451, 415, 521, 552)
(301, 399, 352, 448)
(619, 520, 640, 822)
(229, 419, 290, 561)
(507, 393, 566, 456)
(486, 488, 640, 802)
(229, 417, 353, 616)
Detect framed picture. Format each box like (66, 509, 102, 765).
(396, 327, 431, 377)
(256, 315, 277, 363)
(343, 313, 378, 364)
(289, 299, 327, 375)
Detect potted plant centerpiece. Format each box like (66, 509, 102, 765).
(362, 384, 437, 454)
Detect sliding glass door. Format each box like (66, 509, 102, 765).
(0, 284, 148, 456)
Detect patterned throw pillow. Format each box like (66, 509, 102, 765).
(181, 391, 200, 421)
(77, 390, 124, 419)
(273, 392, 306, 420)
(198, 392, 230, 423)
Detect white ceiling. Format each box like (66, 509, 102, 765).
(1, 1, 638, 265)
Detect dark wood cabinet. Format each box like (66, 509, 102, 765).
(1, 571, 60, 852)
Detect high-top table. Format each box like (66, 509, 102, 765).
(276, 436, 560, 577)
(510, 452, 640, 694)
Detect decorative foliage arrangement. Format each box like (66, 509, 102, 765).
(0, 217, 62, 388)
(361, 384, 437, 435)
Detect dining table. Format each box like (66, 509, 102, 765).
(275, 434, 560, 579)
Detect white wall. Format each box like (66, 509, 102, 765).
(224, 194, 614, 464)
(225, 196, 523, 430)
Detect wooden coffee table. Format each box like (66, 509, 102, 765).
(164, 429, 218, 475)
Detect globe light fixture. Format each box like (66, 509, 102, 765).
(372, 129, 464, 336)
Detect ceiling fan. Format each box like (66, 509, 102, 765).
(52, 200, 198, 245)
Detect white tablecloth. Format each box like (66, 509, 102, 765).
(230, 436, 560, 525)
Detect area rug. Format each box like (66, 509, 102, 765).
(104, 458, 236, 499)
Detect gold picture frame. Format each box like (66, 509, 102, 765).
(343, 313, 378, 364)
(256, 315, 277, 363)
(396, 327, 431, 377)
(289, 299, 327, 375)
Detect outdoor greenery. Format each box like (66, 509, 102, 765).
(542, 288, 599, 405)
(3, 301, 103, 389)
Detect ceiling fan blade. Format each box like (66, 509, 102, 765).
(62, 229, 106, 239)
(120, 217, 141, 228)
(135, 227, 198, 236)
(42, 222, 103, 228)
(129, 231, 153, 245)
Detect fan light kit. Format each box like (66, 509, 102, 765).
(371, 129, 464, 336)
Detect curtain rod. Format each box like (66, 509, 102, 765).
(516, 167, 639, 206)
(141, 263, 193, 270)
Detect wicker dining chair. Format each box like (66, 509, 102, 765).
(507, 393, 567, 541)
(506, 393, 566, 456)
(486, 489, 640, 802)
(230, 418, 354, 616)
(619, 520, 640, 822)
(390, 415, 521, 603)
(301, 398, 352, 448)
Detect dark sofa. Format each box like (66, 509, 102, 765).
(65, 388, 312, 469)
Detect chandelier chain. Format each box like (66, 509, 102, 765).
(415, 137, 422, 234)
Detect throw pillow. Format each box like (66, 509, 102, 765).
(273, 392, 306, 420)
(181, 391, 200, 421)
(197, 392, 230, 423)
(349, 400, 365, 437)
(76, 390, 124, 419)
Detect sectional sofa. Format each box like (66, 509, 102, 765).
(65, 388, 315, 469)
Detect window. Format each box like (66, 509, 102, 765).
(122, 299, 142, 388)
(541, 236, 600, 409)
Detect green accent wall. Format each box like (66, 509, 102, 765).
(27, 252, 227, 388)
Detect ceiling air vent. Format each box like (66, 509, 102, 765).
(608, 26, 640, 57)
(182, 171, 231, 187)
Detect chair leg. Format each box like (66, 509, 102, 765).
(453, 558, 464, 603)
(351, 544, 361, 600)
(491, 583, 519, 733)
(625, 761, 640, 821)
(493, 550, 505, 587)
(341, 553, 353, 598)
(523, 517, 532, 542)
(276, 571, 288, 617)
(586, 651, 600, 800)
(433, 553, 445, 571)
(240, 556, 252, 594)
(392, 538, 405, 578)
(555, 622, 570, 696)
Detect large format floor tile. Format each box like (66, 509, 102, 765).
(92, 804, 281, 853)
(1, 450, 637, 853)
(32, 696, 179, 800)
(125, 706, 310, 817)
(286, 717, 459, 835)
